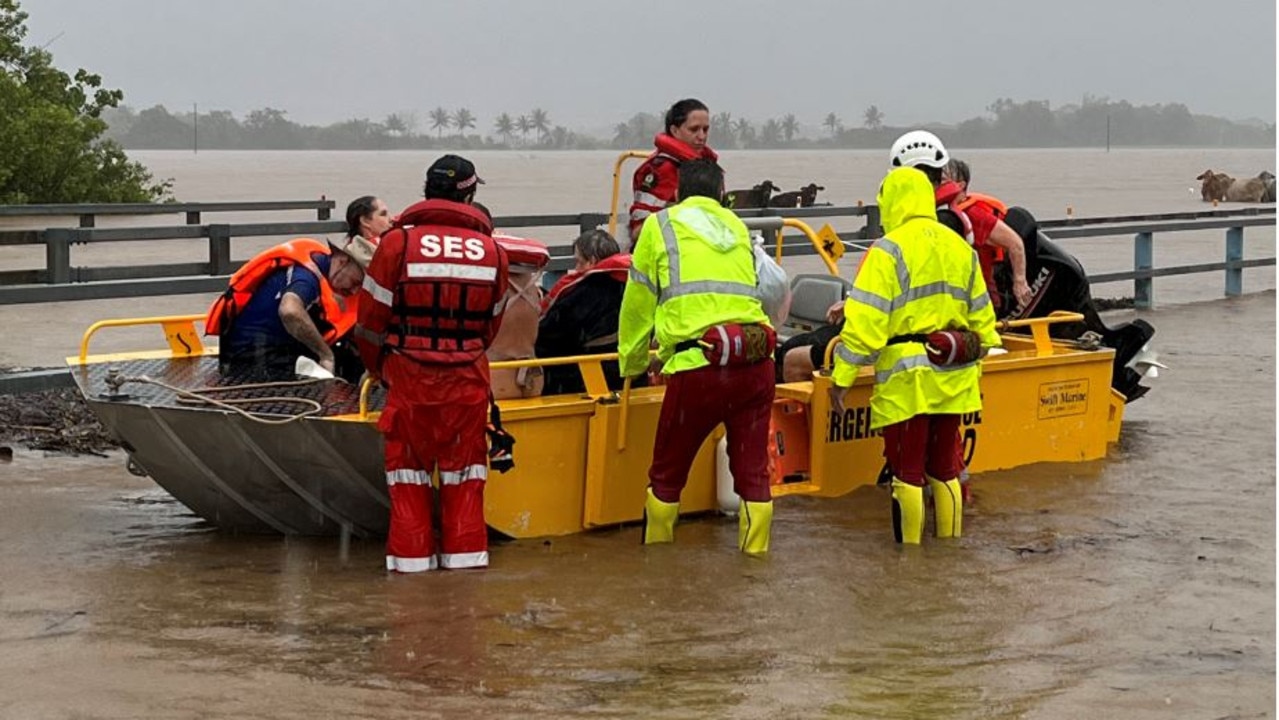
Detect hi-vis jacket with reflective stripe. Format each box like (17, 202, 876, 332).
(832, 167, 1001, 429)
(618, 196, 770, 378)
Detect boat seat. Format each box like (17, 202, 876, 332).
(778, 273, 851, 341)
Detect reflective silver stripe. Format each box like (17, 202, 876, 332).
(967, 252, 979, 297)
(362, 275, 394, 307)
(901, 280, 973, 306)
(874, 354, 934, 384)
(633, 191, 666, 209)
(439, 464, 488, 486)
(386, 555, 437, 572)
(835, 342, 877, 366)
(847, 286, 892, 314)
(353, 324, 385, 346)
(660, 280, 757, 302)
(657, 210, 681, 283)
(713, 324, 731, 366)
(439, 551, 489, 569)
(407, 263, 498, 281)
(873, 237, 912, 298)
(629, 266, 658, 294)
(386, 469, 430, 486)
(970, 292, 991, 312)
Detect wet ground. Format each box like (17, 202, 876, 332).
(0, 292, 1274, 719)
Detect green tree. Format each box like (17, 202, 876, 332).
(453, 107, 476, 135)
(493, 112, 514, 145)
(823, 112, 842, 137)
(428, 106, 451, 138)
(863, 105, 884, 130)
(711, 111, 734, 149)
(760, 118, 783, 147)
(516, 114, 533, 145)
(0, 0, 167, 202)
(780, 113, 799, 143)
(530, 107, 550, 143)
(732, 117, 755, 147)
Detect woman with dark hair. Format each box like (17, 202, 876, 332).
(626, 98, 717, 247)
(537, 229, 635, 395)
(345, 195, 393, 243)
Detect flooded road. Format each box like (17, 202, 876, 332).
(0, 293, 1274, 719)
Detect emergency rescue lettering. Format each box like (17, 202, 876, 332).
(419, 234, 487, 261)
(828, 405, 983, 446)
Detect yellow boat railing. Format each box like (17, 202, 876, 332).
(77, 314, 207, 363)
(608, 150, 651, 238)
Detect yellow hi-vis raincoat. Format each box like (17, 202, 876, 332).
(618, 196, 770, 378)
(831, 167, 1001, 429)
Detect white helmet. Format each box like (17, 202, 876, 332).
(889, 130, 949, 169)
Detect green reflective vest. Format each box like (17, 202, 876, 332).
(618, 196, 770, 377)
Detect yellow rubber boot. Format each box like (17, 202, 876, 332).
(891, 479, 924, 545)
(738, 500, 774, 555)
(642, 487, 679, 544)
(929, 477, 963, 539)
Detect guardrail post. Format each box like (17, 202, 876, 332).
(186, 211, 201, 225)
(208, 224, 232, 275)
(578, 212, 609, 235)
(1134, 231, 1153, 309)
(864, 205, 882, 239)
(1225, 226, 1243, 297)
(78, 214, 94, 228)
(317, 204, 331, 221)
(44, 228, 72, 284)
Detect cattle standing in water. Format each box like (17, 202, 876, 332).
(1196, 170, 1269, 203)
(725, 180, 780, 209)
(769, 183, 826, 208)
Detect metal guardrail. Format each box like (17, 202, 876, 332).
(0, 204, 1271, 307)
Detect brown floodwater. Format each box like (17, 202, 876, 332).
(0, 292, 1272, 719)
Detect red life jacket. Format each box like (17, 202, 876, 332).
(204, 238, 350, 342)
(384, 200, 505, 365)
(628, 134, 718, 241)
(540, 253, 631, 315)
(934, 181, 974, 244)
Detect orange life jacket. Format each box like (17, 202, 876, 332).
(204, 238, 351, 343)
(955, 192, 1009, 261)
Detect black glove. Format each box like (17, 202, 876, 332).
(487, 424, 516, 473)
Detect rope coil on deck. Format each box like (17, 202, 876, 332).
(104, 369, 333, 424)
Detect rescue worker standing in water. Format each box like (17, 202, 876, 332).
(829, 163, 1000, 544)
(619, 158, 778, 555)
(354, 155, 509, 572)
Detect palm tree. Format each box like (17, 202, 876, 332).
(863, 105, 885, 130)
(493, 112, 514, 146)
(384, 113, 409, 138)
(823, 112, 843, 138)
(712, 111, 734, 149)
(780, 113, 799, 143)
(529, 108, 550, 143)
(760, 118, 783, 147)
(428, 106, 451, 138)
(453, 108, 476, 135)
(516, 114, 533, 146)
(732, 117, 755, 148)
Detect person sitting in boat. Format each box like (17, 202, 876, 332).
(940, 157, 1033, 318)
(205, 233, 375, 382)
(488, 232, 551, 399)
(627, 98, 717, 248)
(326, 195, 395, 380)
(536, 229, 634, 395)
(354, 153, 509, 573)
(888, 132, 1032, 315)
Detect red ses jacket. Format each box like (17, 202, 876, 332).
(627, 134, 718, 244)
(355, 199, 509, 375)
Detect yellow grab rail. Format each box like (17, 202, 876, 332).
(780, 218, 841, 276)
(608, 150, 652, 238)
(78, 314, 207, 363)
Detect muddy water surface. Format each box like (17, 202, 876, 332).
(0, 293, 1273, 719)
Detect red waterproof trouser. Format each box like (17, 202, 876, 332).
(880, 413, 963, 487)
(379, 356, 490, 572)
(649, 360, 775, 503)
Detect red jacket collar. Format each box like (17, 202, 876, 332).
(935, 180, 964, 206)
(653, 133, 718, 162)
(541, 254, 632, 313)
(395, 199, 493, 234)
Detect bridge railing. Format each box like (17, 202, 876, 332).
(0, 203, 1271, 307)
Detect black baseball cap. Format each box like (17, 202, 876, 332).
(424, 154, 484, 195)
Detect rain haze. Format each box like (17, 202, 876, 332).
(23, 0, 1279, 131)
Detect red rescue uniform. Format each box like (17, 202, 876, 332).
(355, 199, 509, 572)
(627, 133, 718, 246)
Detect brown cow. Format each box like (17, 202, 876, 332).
(769, 183, 826, 208)
(1196, 170, 1233, 201)
(1196, 170, 1269, 203)
(725, 180, 781, 209)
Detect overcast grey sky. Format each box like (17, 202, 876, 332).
(24, 0, 1278, 131)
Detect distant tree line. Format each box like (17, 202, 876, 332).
(108, 96, 1274, 152)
